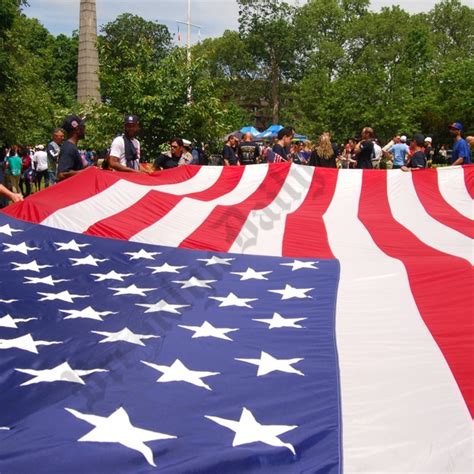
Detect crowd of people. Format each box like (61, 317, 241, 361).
(0, 115, 472, 205)
(221, 124, 472, 171)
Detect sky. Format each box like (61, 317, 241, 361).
(24, 0, 465, 43)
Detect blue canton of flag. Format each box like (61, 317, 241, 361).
(0, 214, 341, 473)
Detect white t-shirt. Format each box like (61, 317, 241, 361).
(109, 135, 141, 170)
(373, 143, 383, 161)
(32, 151, 48, 172)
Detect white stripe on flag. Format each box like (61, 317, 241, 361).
(130, 164, 269, 246)
(229, 164, 314, 256)
(437, 167, 473, 220)
(324, 170, 472, 473)
(387, 171, 473, 264)
(41, 167, 223, 234)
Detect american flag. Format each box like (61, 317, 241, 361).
(1, 163, 472, 472)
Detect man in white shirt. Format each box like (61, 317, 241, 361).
(32, 145, 49, 190)
(108, 115, 143, 173)
(372, 139, 383, 168)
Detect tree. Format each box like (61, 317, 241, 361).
(98, 13, 172, 109)
(238, 0, 298, 124)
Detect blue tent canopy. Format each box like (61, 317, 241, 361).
(257, 125, 284, 139)
(293, 133, 308, 141)
(240, 126, 260, 136)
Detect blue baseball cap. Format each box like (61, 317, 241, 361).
(448, 122, 463, 131)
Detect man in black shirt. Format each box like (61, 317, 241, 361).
(354, 127, 374, 169)
(57, 115, 85, 181)
(272, 127, 294, 161)
(223, 135, 239, 166)
(238, 133, 260, 165)
(154, 138, 184, 170)
(402, 134, 427, 171)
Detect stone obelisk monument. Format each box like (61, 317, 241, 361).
(77, 0, 101, 103)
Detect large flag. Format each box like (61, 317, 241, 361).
(1, 163, 472, 472)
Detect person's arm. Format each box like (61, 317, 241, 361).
(0, 183, 23, 202)
(451, 157, 464, 166)
(108, 156, 140, 173)
(57, 169, 83, 180)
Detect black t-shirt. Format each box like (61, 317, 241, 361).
(272, 144, 288, 161)
(410, 150, 427, 169)
(58, 141, 84, 174)
(223, 145, 238, 165)
(309, 151, 337, 168)
(425, 145, 434, 162)
(356, 140, 374, 169)
(154, 153, 179, 170)
(238, 141, 260, 165)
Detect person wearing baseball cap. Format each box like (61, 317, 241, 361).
(57, 115, 86, 181)
(448, 122, 471, 166)
(389, 134, 410, 169)
(107, 115, 144, 173)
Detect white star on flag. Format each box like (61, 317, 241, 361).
(60, 306, 117, 321)
(268, 284, 313, 300)
(197, 256, 234, 266)
(0, 224, 22, 236)
(253, 312, 307, 329)
(3, 242, 40, 255)
(147, 263, 187, 274)
(108, 284, 157, 296)
(91, 270, 133, 282)
(15, 361, 108, 386)
(0, 298, 18, 303)
(92, 327, 160, 346)
(0, 334, 62, 354)
(236, 351, 304, 376)
(178, 321, 239, 341)
(231, 268, 272, 281)
(38, 290, 89, 303)
(69, 255, 108, 267)
(141, 359, 220, 391)
(0, 314, 37, 329)
(0, 427, 9, 430)
(172, 277, 216, 289)
(136, 300, 190, 315)
(54, 240, 90, 252)
(23, 275, 70, 286)
(124, 249, 161, 260)
(205, 407, 297, 455)
(209, 292, 257, 308)
(11, 260, 52, 273)
(0, 314, 38, 329)
(65, 406, 176, 467)
(280, 260, 319, 271)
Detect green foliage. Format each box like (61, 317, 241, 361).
(0, 0, 472, 151)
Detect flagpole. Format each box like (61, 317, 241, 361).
(187, 0, 192, 101)
(176, 1, 202, 103)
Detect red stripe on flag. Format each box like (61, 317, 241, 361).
(463, 165, 474, 199)
(1, 166, 201, 224)
(283, 168, 337, 259)
(359, 170, 474, 417)
(180, 164, 291, 252)
(85, 166, 245, 241)
(412, 169, 474, 238)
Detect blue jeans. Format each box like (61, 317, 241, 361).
(46, 170, 56, 187)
